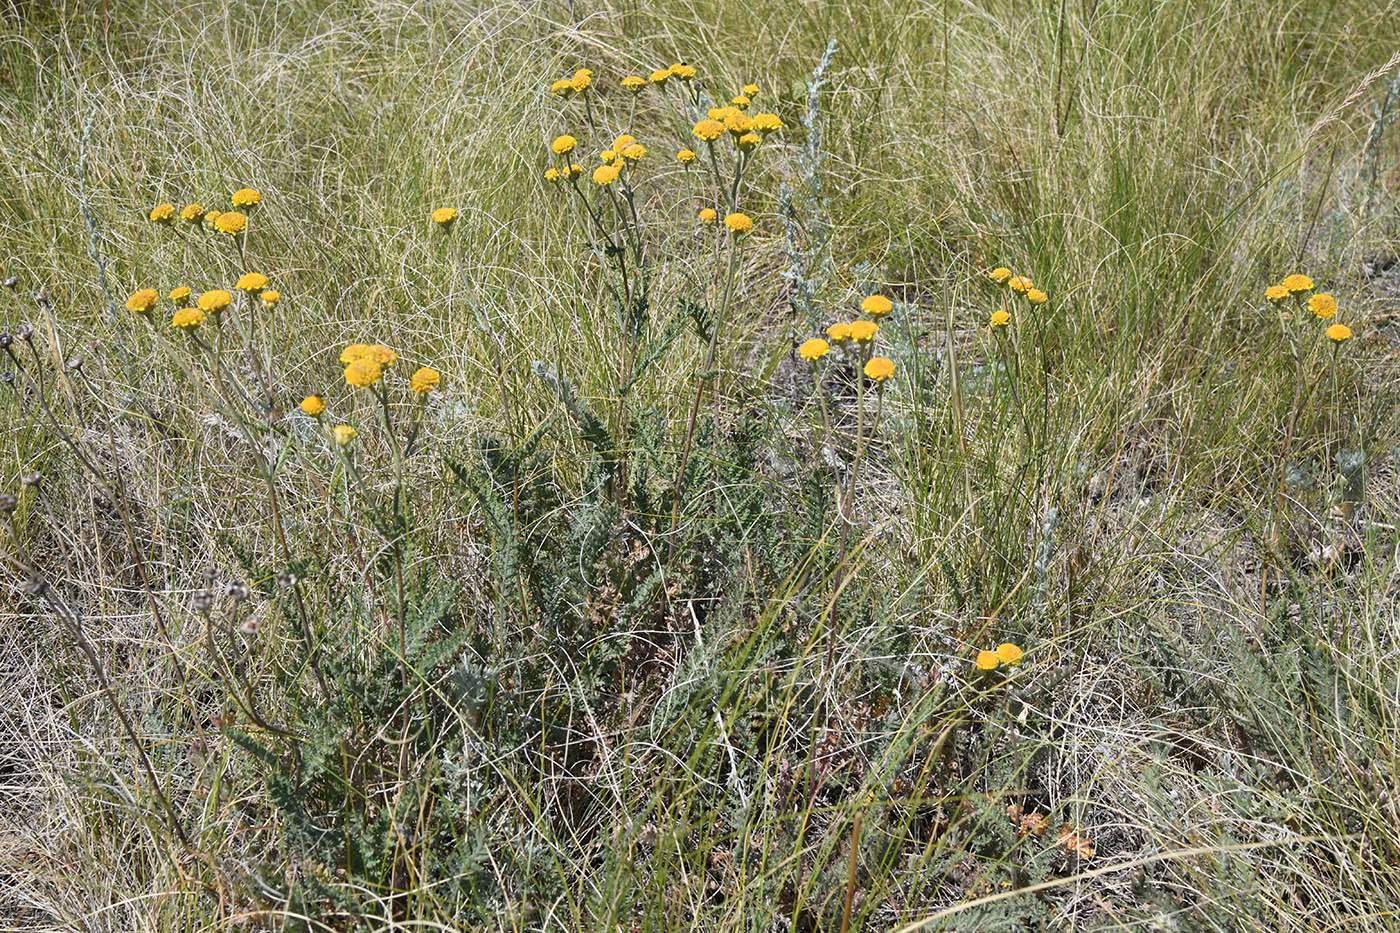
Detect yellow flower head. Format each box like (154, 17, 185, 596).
(724, 212, 752, 234)
(990, 309, 1011, 327)
(649, 68, 671, 85)
(600, 149, 618, 163)
(995, 642, 1023, 666)
(125, 289, 159, 313)
(149, 203, 175, 223)
(236, 272, 268, 294)
(1265, 284, 1290, 303)
(410, 366, 441, 394)
(848, 320, 879, 343)
(180, 203, 205, 223)
(864, 357, 896, 383)
(736, 132, 761, 152)
(975, 650, 999, 671)
(171, 307, 206, 329)
(550, 78, 575, 97)
(987, 267, 1012, 283)
(752, 113, 784, 133)
(677, 148, 697, 164)
(742, 83, 759, 96)
(300, 394, 325, 416)
(1326, 323, 1352, 343)
(432, 207, 458, 227)
(333, 424, 357, 446)
(723, 112, 753, 136)
(621, 143, 646, 161)
(692, 119, 725, 142)
(260, 289, 280, 307)
(340, 343, 373, 364)
(544, 167, 561, 182)
(570, 69, 592, 92)
(551, 134, 577, 155)
(368, 344, 397, 366)
(1308, 293, 1337, 319)
(799, 338, 830, 361)
(345, 358, 383, 388)
(197, 289, 232, 313)
(669, 63, 696, 80)
(1025, 288, 1048, 305)
(621, 75, 647, 92)
(231, 188, 261, 208)
(1282, 273, 1314, 294)
(861, 295, 893, 318)
(203, 209, 223, 229)
(593, 162, 622, 185)
(708, 106, 740, 121)
(826, 322, 852, 344)
(214, 211, 247, 235)
(612, 134, 636, 152)
(698, 207, 717, 224)
(1007, 276, 1032, 294)
(731, 94, 750, 109)
(566, 163, 583, 177)
(169, 286, 191, 303)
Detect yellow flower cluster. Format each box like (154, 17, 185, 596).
(147, 188, 258, 237)
(799, 296, 897, 383)
(432, 207, 458, 227)
(550, 68, 594, 97)
(975, 643, 1023, 671)
(214, 211, 247, 235)
(1265, 273, 1353, 345)
(989, 267, 1048, 314)
(171, 307, 206, 329)
(198, 290, 232, 313)
(125, 288, 159, 314)
(236, 272, 269, 294)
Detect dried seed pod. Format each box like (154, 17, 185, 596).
(2, 276, 17, 290)
(0, 493, 15, 514)
(226, 580, 249, 602)
(192, 589, 215, 612)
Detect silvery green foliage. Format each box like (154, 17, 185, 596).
(780, 39, 838, 333)
(1335, 447, 1366, 502)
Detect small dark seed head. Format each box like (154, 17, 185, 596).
(2, 277, 17, 290)
(0, 494, 15, 514)
(0, 334, 11, 349)
(276, 571, 298, 588)
(192, 589, 215, 612)
(0, 371, 13, 385)
(226, 580, 249, 602)
(21, 472, 40, 488)
(15, 324, 32, 341)
(65, 356, 82, 371)
(34, 289, 49, 306)
(22, 573, 48, 597)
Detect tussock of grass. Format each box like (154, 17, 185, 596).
(2, 0, 1400, 929)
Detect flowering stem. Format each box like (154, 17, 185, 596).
(668, 228, 741, 547)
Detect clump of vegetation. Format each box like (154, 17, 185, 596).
(3, 2, 1400, 930)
